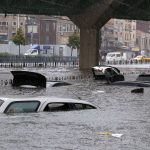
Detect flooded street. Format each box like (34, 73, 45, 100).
(0, 68, 150, 150)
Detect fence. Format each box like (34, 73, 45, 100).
(105, 59, 150, 65)
(0, 56, 79, 68)
(0, 74, 93, 87)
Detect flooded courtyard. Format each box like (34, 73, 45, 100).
(0, 68, 150, 150)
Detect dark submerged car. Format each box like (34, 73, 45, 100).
(11, 71, 71, 88)
(92, 65, 124, 83)
(112, 73, 150, 87)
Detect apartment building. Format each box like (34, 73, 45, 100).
(0, 14, 78, 45)
(0, 14, 26, 44)
(136, 20, 150, 55)
(25, 15, 79, 45)
(101, 19, 136, 52)
(55, 16, 79, 44)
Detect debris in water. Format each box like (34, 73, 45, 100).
(96, 132, 123, 138)
(131, 88, 144, 93)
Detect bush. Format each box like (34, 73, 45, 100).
(0, 52, 13, 56)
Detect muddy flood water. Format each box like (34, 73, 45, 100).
(0, 67, 150, 150)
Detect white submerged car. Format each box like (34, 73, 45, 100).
(0, 97, 97, 113)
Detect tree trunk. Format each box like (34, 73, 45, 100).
(71, 48, 73, 60)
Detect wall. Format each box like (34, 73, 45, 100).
(0, 43, 30, 55)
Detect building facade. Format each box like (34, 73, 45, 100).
(25, 15, 79, 45)
(0, 14, 78, 46)
(55, 16, 79, 44)
(101, 19, 136, 53)
(0, 14, 26, 44)
(136, 21, 150, 55)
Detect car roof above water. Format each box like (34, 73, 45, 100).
(0, 96, 95, 106)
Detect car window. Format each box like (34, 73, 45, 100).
(111, 54, 115, 57)
(5, 101, 40, 113)
(74, 103, 96, 110)
(44, 103, 70, 112)
(43, 102, 96, 112)
(0, 99, 4, 107)
(116, 54, 120, 57)
(105, 68, 118, 76)
(31, 50, 37, 54)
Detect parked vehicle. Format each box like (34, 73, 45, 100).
(24, 44, 54, 56)
(24, 44, 77, 57)
(133, 55, 150, 61)
(0, 96, 97, 113)
(106, 51, 132, 62)
(92, 65, 124, 83)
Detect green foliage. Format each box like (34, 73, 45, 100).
(67, 32, 80, 49)
(12, 27, 25, 46)
(0, 52, 12, 56)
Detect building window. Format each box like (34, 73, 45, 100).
(57, 24, 60, 32)
(27, 25, 38, 33)
(133, 34, 135, 40)
(46, 36, 49, 44)
(46, 23, 49, 32)
(0, 22, 8, 26)
(62, 24, 66, 32)
(59, 47, 63, 56)
(12, 22, 16, 26)
(67, 24, 70, 32)
(12, 32, 16, 37)
(53, 22, 56, 30)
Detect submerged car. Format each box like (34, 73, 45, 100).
(92, 65, 124, 83)
(11, 71, 71, 88)
(0, 96, 97, 113)
(111, 73, 150, 87)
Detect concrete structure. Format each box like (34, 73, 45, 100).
(0, 0, 150, 69)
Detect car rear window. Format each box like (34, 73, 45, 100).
(4, 101, 40, 113)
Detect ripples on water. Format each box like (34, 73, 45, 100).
(0, 71, 150, 150)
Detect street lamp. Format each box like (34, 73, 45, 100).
(30, 26, 33, 45)
(30, 22, 36, 46)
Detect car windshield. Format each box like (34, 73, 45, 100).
(136, 56, 143, 58)
(26, 49, 34, 53)
(5, 101, 40, 113)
